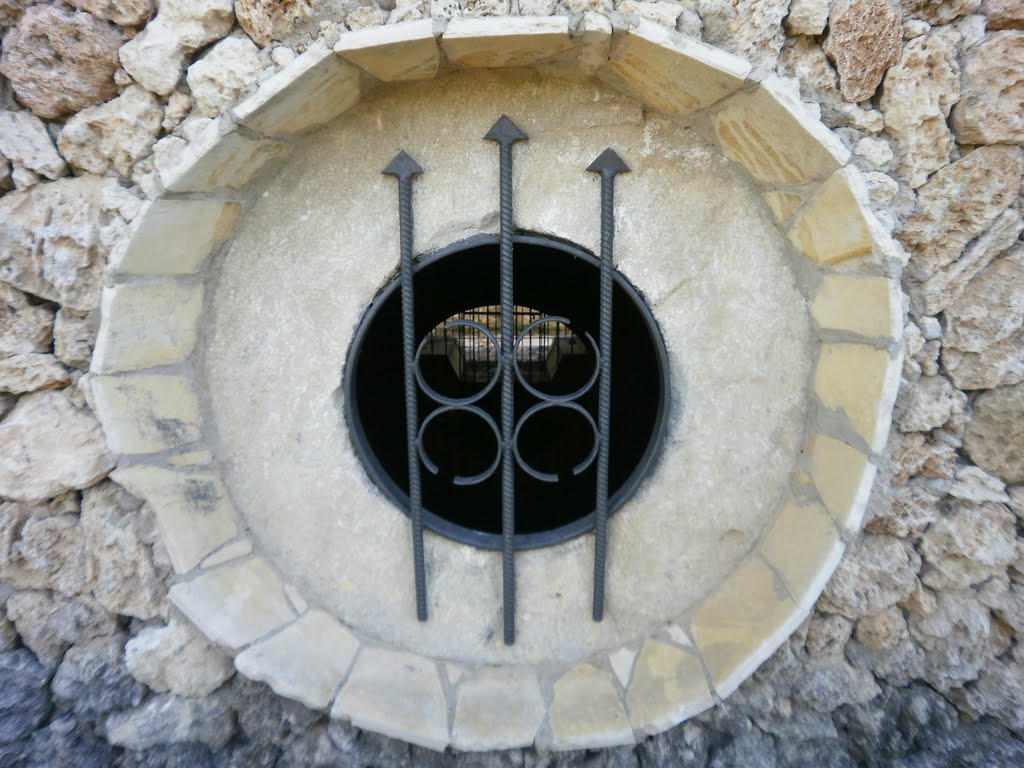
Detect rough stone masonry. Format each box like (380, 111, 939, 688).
(1, 0, 1024, 766)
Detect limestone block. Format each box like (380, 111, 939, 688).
(169, 558, 296, 650)
(714, 75, 848, 186)
(335, 20, 439, 81)
(452, 666, 545, 750)
(810, 275, 900, 339)
(0, 354, 70, 394)
(788, 167, 874, 265)
(90, 374, 202, 455)
(762, 190, 805, 224)
(815, 343, 896, 450)
(806, 433, 876, 531)
(159, 119, 286, 193)
(822, 0, 902, 103)
(951, 31, 1024, 145)
(690, 556, 802, 698)
(761, 499, 844, 610)
(235, 41, 361, 137)
(93, 281, 203, 373)
(111, 466, 238, 573)
(576, 12, 613, 76)
(110, 199, 242, 276)
(332, 647, 449, 750)
(235, 611, 360, 711)
(625, 640, 714, 733)
(603, 18, 749, 117)
(548, 663, 633, 750)
(442, 17, 574, 69)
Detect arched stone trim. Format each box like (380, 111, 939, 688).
(90, 16, 904, 752)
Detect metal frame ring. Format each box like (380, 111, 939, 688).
(512, 401, 600, 483)
(415, 319, 503, 406)
(416, 404, 503, 486)
(513, 316, 600, 403)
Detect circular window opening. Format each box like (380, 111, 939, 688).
(344, 234, 671, 550)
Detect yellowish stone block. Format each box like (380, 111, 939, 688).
(815, 342, 892, 448)
(761, 498, 844, 610)
(603, 18, 749, 116)
(169, 557, 296, 650)
(110, 199, 241, 276)
(161, 118, 287, 193)
(335, 20, 439, 81)
(713, 75, 849, 185)
(90, 374, 202, 455)
(452, 666, 545, 750)
(690, 556, 802, 697)
(811, 274, 901, 339)
(111, 465, 239, 572)
(806, 433, 876, 531)
(442, 17, 574, 69)
(625, 639, 714, 733)
(236, 40, 362, 136)
(762, 190, 805, 224)
(549, 663, 634, 750)
(787, 167, 874, 264)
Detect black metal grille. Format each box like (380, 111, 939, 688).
(346, 117, 669, 645)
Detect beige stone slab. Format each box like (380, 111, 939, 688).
(788, 167, 874, 265)
(577, 12, 613, 76)
(714, 75, 849, 185)
(92, 281, 203, 374)
(811, 274, 901, 340)
(161, 129, 287, 193)
(549, 663, 634, 750)
(169, 557, 296, 651)
(109, 199, 241, 276)
(200, 538, 252, 569)
(603, 18, 750, 116)
(441, 17, 574, 69)
(236, 40, 362, 137)
(625, 639, 714, 734)
(112, 465, 239, 573)
(690, 555, 803, 698)
(815, 342, 894, 450)
(806, 433, 876, 532)
(90, 373, 202, 455)
(762, 190, 806, 224)
(335, 20, 439, 82)
(235, 610, 360, 710)
(761, 498, 844, 610)
(452, 666, 545, 750)
(332, 647, 449, 750)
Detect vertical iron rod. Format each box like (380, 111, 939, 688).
(383, 150, 427, 621)
(485, 116, 528, 645)
(587, 148, 629, 622)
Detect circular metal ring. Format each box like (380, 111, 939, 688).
(416, 404, 503, 486)
(415, 319, 502, 406)
(513, 316, 600, 403)
(512, 401, 600, 483)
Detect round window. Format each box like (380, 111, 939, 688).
(344, 233, 671, 549)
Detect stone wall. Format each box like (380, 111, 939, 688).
(0, 0, 1023, 766)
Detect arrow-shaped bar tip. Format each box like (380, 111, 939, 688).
(382, 150, 424, 178)
(587, 148, 630, 176)
(484, 115, 528, 144)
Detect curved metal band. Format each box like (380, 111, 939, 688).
(415, 320, 503, 406)
(512, 401, 600, 483)
(416, 404, 503, 486)
(513, 316, 600, 403)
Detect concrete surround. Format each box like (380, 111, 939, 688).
(90, 16, 904, 752)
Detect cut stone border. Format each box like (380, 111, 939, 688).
(90, 17, 904, 753)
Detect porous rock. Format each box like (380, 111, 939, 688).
(0, 175, 124, 311)
(0, 389, 114, 502)
(0, 506, 94, 596)
(819, 535, 921, 619)
(0, 353, 69, 394)
(952, 30, 1024, 145)
(908, 588, 993, 691)
(902, 0, 981, 24)
(964, 660, 1024, 736)
(186, 36, 262, 118)
(236, 0, 316, 47)
(82, 482, 169, 620)
(125, 614, 233, 696)
(69, 0, 154, 27)
(230, 676, 321, 745)
(964, 382, 1024, 483)
(792, 659, 881, 711)
(879, 26, 961, 188)
(893, 375, 962, 433)
(5, 590, 117, 668)
(0, 282, 54, 357)
(54, 308, 98, 371)
(106, 692, 236, 750)
(51, 633, 146, 718)
(0, 649, 51, 743)
(58, 86, 163, 178)
(786, 0, 829, 35)
(118, 0, 235, 97)
(0, 110, 66, 182)
(823, 0, 902, 103)
(981, 0, 1024, 29)
(865, 479, 941, 538)
(919, 501, 1017, 588)
(0, 5, 121, 119)
(697, 0, 789, 68)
